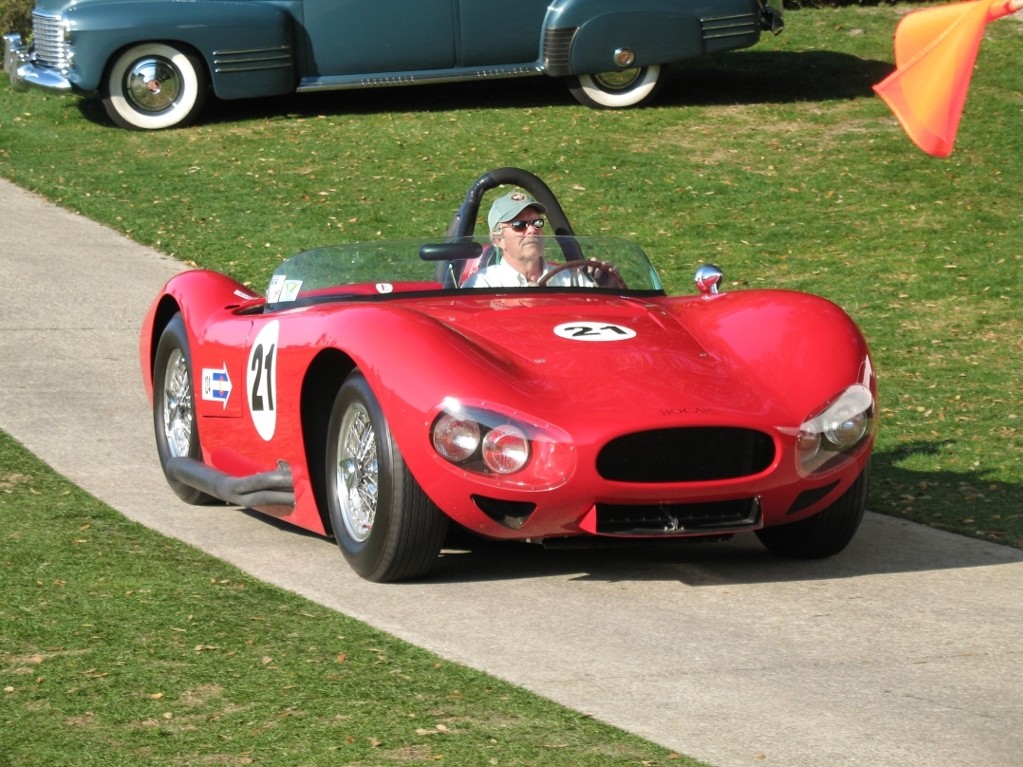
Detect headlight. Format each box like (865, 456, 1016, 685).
(431, 405, 530, 475)
(429, 400, 575, 489)
(431, 412, 481, 462)
(796, 384, 874, 474)
(482, 424, 530, 474)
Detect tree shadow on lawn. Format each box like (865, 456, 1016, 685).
(246, 50, 890, 121)
(77, 50, 894, 130)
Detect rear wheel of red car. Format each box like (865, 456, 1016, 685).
(756, 464, 870, 559)
(153, 314, 217, 505)
(325, 372, 448, 582)
(102, 43, 208, 130)
(568, 65, 663, 109)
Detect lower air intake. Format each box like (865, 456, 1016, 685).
(596, 497, 761, 536)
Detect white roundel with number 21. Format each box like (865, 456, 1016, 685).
(553, 321, 637, 342)
(247, 320, 279, 441)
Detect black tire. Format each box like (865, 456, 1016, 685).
(102, 43, 208, 130)
(325, 372, 448, 582)
(568, 65, 664, 109)
(152, 314, 217, 505)
(756, 463, 870, 559)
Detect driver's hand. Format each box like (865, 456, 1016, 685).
(585, 261, 619, 286)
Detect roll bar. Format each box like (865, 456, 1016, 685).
(445, 167, 576, 238)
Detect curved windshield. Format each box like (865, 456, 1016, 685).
(265, 236, 664, 307)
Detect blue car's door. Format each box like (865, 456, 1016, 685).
(457, 0, 552, 66)
(301, 0, 457, 75)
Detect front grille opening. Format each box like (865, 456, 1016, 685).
(597, 427, 774, 483)
(32, 13, 70, 69)
(596, 497, 760, 535)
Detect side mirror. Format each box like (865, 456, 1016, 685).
(694, 264, 724, 295)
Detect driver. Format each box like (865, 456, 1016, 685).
(463, 191, 616, 288)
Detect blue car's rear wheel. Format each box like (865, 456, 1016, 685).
(326, 372, 447, 582)
(153, 314, 216, 505)
(756, 463, 869, 559)
(568, 65, 663, 109)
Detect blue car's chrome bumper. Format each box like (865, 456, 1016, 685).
(4, 33, 71, 93)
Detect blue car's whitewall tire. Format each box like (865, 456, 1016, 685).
(326, 372, 448, 582)
(102, 43, 208, 130)
(568, 65, 663, 109)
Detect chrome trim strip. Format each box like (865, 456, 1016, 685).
(297, 64, 543, 92)
(213, 46, 293, 74)
(701, 13, 758, 40)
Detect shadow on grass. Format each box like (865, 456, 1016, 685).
(869, 440, 1023, 545)
(76, 50, 895, 130)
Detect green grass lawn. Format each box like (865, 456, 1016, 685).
(0, 432, 694, 766)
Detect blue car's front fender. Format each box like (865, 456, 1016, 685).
(63, 0, 297, 98)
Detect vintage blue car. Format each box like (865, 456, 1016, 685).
(4, 0, 782, 130)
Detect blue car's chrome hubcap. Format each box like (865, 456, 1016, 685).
(126, 57, 182, 113)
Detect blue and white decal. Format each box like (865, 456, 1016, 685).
(247, 321, 280, 441)
(553, 321, 637, 342)
(201, 365, 233, 408)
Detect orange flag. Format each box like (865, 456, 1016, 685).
(873, 0, 1020, 157)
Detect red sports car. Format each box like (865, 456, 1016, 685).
(140, 168, 876, 582)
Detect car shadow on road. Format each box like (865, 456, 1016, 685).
(239, 440, 1022, 586)
(427, 514, 1021, 587)
(424, 441, 1022, 586)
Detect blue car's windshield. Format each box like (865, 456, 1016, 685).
(265, 236, 665, 307)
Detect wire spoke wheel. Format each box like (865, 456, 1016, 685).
(335, 402, 379, 543)
(162, 348, 194, 458)
(152, 314, 216, 504)
(325, 372, 448, 582)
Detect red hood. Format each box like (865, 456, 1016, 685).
(406, 293, 789, 429)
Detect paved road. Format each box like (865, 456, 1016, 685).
(2, 177, 1021, 767)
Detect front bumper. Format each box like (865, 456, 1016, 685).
(4, 33, 71, 93)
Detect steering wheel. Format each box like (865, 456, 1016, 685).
(537, 259, 627, 289)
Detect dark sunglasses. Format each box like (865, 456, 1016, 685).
(503, 218, 545, 232)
